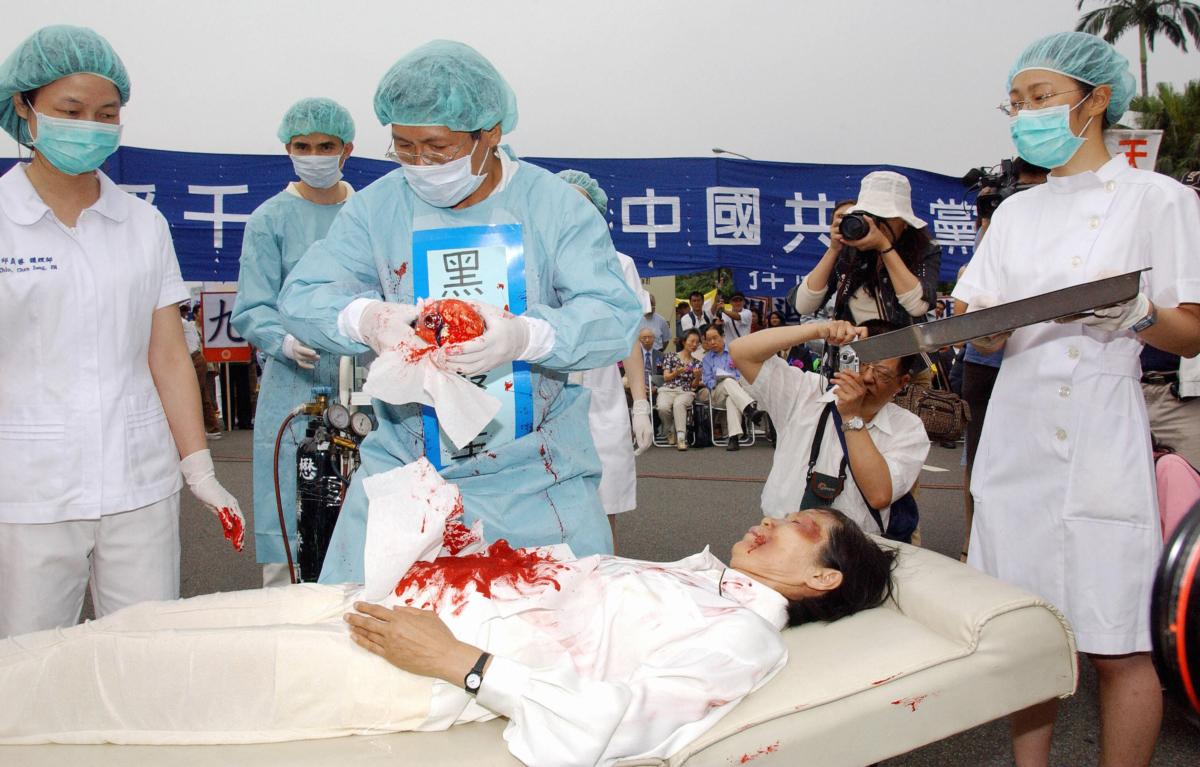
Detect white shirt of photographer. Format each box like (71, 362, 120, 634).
(746, 355, 929, 533)
(952, 156, 1200, 655)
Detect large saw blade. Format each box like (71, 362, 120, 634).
(841, 268, 1147, 365)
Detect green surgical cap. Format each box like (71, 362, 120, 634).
(277, 97, 355, 144)
(1009, 31, 1136, 125)
(557, 169, 608, 214)
(374, 40, 518, 134)
(0, 25, 130, 143)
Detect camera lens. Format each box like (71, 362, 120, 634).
(838, 212, 871, 242)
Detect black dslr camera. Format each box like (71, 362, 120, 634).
(837, 211, 880, 242)
(962, 159, 1038, 219)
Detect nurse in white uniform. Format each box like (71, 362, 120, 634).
(953, 32, 1200, 767)
(557, 170, 653, 549)
(0, 26, 243, 638)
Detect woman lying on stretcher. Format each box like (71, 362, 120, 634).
(0, 460, 897, 767)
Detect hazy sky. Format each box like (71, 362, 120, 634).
(5, 0, 1197, 175)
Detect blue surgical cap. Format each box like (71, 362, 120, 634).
(374, 40, 518, 134)
(1008, 31, 1136, 125)
(277, 97, 355, 144)
(0, 25, 130, 144)
(556, 169, 608, 214)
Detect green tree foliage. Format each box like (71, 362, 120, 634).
(674, 267, 733, 302)
(1076, 1, 1200, 97)
(1131, 79, 1200, 176)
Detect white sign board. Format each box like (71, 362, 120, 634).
(1104, 129, 1164, 171)
(200, 291, 250, 363)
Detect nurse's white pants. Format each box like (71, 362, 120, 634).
(0, 584, 432, 744)
(711, 379, 754, 437)
(0, 493, 180, 638)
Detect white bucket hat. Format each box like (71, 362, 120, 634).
(851, 171, 926, 229)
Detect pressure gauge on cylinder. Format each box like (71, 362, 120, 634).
(350, 411, 373, 438)
(325, 403, 351, 431)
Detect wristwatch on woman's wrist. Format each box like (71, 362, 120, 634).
(1131, 301, 1158, 334)
(464, 651, 491, 695)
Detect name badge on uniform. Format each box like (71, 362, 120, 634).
(411, 224, 534, 469)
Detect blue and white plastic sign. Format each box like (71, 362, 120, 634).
(411, 224, 534, 469)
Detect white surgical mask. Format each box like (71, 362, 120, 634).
(400, 141, 486, 208)
(291, 154, 343, 189)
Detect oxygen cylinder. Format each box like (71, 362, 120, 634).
(295, 413, 345, 582)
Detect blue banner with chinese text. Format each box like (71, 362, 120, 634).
(0, 147, 976, 296)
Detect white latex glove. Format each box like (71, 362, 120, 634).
(966, 294, 1010, 354)
(359, 300, 422, 355)
(631, 399, 653, 456)
(282, 333, 320, 369)
(1067, 293, 1151, 332)
(447, 301, 531, 377)
(181, 449, 246, 552)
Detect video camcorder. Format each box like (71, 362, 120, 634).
(962, 160, 1038, 220)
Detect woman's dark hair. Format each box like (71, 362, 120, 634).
(768, 310, 786, 327)
(786, 508, 899, 627)
(682, 328, 702, 345)
(834, 198, 857, 211)
(842, 223, 936, 301)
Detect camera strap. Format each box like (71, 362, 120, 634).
(826, 402, 887, 534)
(806, 402, 849, 488)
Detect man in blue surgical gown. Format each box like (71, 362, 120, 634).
(279, 41, 640, 583)
(232, 97, 357, 586)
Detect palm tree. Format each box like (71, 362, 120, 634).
(1130, 79, 1200, 176)
(1076, 0, 1200, 97)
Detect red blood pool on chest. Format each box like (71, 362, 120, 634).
(415, 299, 486, 347)
(395, 540, 565, 614)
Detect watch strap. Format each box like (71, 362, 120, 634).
(464, 651, 491, 695)
(1131, 301, 1157, 333)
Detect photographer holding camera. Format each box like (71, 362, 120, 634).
(787, 172, 941, 329)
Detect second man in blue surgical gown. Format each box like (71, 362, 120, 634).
(232, 97, 357, 586)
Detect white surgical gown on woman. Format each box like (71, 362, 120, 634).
(574, 252, 650, 516)
(953, 156, 1200, 654)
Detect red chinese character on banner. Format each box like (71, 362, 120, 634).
(1118, 138, 1148, 168)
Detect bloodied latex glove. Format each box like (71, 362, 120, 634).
(180, 449, 246, 552)
(446, 301, 532, 377)
(359, 301, 422, 356)
(282, 333, 320, 369)
(631, 399, 653, 455)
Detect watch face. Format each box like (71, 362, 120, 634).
(465, 672, 482, 691)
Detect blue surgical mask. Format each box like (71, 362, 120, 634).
(28, 109, 122, 176)
(1009, 96, 1094, 170)
(291, 154, 343, 189)
(400, 141, 486, 208)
